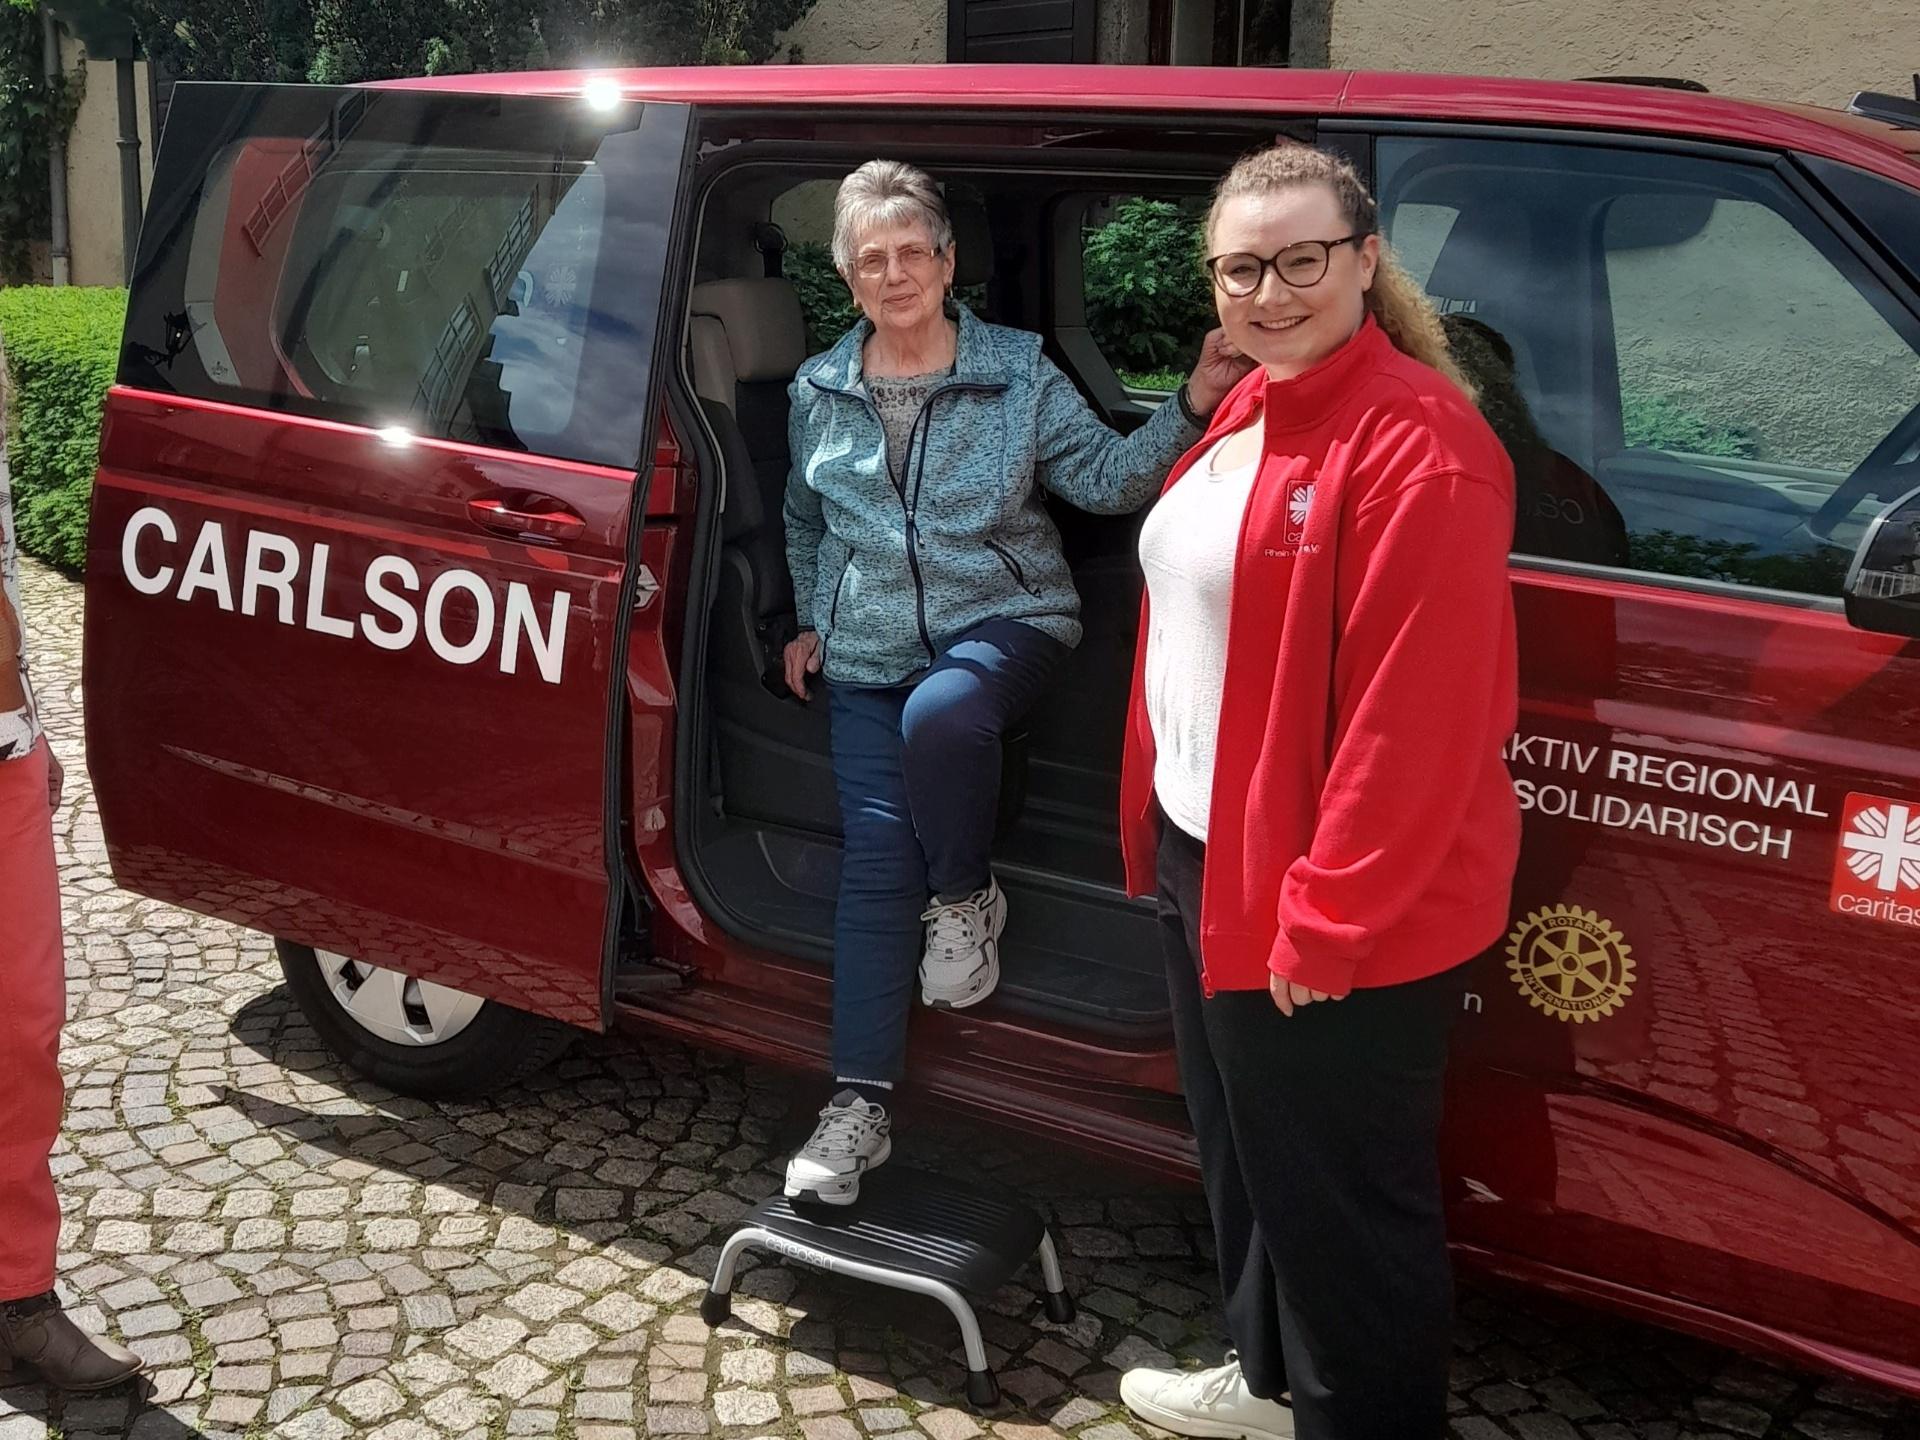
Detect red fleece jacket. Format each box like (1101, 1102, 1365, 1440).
(1120, 317, 1521, 996)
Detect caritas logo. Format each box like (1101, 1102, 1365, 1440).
(1830, 792, 1920, 929)
(1285, 483, 1315, 544)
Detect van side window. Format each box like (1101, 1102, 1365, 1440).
(1378, 136, 1920, 599)
(277, 156, 607, 457)
(121, 90, 671, 471)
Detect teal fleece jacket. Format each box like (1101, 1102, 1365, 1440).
(784, 305, 1200, 686)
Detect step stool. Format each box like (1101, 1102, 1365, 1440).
(701, 1167, 1076, 1410)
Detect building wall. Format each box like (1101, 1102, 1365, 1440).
(775, 0, 947, 62)
(1097, 0, 1152, 64)
(777, 0, 1145, 64)
(1322, 0, 1917, 106)
(58, 35, 155, 288)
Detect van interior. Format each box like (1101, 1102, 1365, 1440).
(667, 116, 1304, 1038)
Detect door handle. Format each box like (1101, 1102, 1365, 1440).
(467, 495, 586, 544)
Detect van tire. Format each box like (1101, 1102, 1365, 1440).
(276, 939, 578, 1099)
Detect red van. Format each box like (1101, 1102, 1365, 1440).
(84, 65, 1920, 1396)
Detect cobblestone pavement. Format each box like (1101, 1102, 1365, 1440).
(6, 552, 1920, 1440)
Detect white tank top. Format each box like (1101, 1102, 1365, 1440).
(1138, 427, 1260, 843)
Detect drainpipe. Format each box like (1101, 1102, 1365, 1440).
(115, 55, 140, 282)
(42, 8, 71, 285)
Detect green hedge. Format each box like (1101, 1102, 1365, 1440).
(0, 285, 124, 572)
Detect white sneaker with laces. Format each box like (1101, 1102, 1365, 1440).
(783, 1091, 892, 1206)
(1120, 1355, 1294, 1440)
(919, 878, 1007, 1009)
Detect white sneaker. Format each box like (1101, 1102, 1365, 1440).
(783, 1091, 892, 1206)
(919, 878, 1007, 1009)
(1120, 1355, 1294, 1440)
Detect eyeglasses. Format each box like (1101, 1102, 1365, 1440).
(852, 244, 944, 281)
(1207, 234, 1371, 295)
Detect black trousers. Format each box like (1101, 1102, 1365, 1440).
(1156, 817, 1465, 1440)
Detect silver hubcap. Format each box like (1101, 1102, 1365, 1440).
(318, 951, 485, 1047)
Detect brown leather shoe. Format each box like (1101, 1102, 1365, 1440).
(0, 1292, 145, 1391)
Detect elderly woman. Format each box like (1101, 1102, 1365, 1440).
(780, 160, 1245, 1204)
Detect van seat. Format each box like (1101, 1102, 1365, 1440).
(691, 278, 809, 639)
(689, 277, 838, 832)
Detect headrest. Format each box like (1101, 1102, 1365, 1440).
(947, 195, 993, 290)
(689, 278, 808, 384)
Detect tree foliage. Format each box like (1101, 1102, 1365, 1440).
(125, 0, 817, 85)
(1082, 196, 1213, 376)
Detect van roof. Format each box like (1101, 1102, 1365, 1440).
(370, 64, 1920, 185)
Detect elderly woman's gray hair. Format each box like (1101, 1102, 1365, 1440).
(831, 160, 955, 275)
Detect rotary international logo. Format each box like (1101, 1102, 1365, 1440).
(1505, 906, 1635, 1023)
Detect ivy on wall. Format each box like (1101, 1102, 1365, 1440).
(0, 0, 83, 284)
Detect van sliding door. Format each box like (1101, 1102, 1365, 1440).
(85, 82, 690, 1030)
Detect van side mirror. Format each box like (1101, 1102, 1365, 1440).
(1846, 485, 1920, 637)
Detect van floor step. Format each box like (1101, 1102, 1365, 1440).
(613, 964, 689, 1000)
(690, 825, 1170, 1033)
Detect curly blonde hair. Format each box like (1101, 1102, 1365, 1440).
(1208, 144, 1475, 401)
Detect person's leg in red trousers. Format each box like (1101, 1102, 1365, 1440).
(0, 740, 142, 1390)
(0, 739, 65, 1300)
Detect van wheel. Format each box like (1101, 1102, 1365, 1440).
(276, 939, 577, 1099)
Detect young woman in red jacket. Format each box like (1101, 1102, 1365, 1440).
(1116, 144, 1521, 1440)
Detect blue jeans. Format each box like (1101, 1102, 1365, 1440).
(827, 619, 1069, 1085)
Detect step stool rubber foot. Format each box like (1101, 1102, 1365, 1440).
(965, 1369, 1000, 1411)
(1042, 1290, 1076, 1325)
(700, 1288, 732, 1327)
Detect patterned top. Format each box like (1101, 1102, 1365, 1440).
(868, 367, 951, 486)
(0, 468, 41, 763)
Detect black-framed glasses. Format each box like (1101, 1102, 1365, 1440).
(1207, 233, 1372, 295)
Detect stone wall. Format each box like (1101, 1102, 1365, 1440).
(774, 0, 948, 62)
(1323, 0, 1917, 106)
